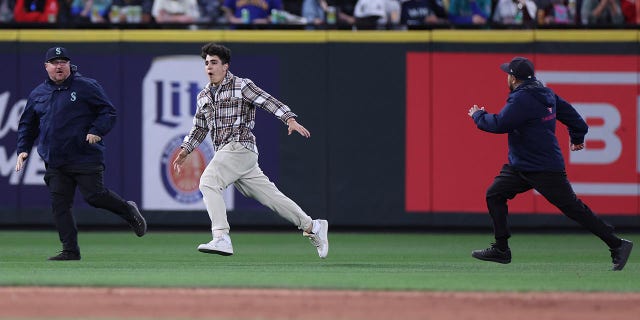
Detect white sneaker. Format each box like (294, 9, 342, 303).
(304, 219, 329, 259)
(197, 234, 234, 256)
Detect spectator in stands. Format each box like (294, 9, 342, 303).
(152, 0, 200, 23)
(386, 0, 401, 25)
(400, 0, 448, 26)
(337, 0, 357, 24)
(448, 0, 492, 24)
(109, 0, 154, 23)
(14, 0, 59, 22)
(197, 0, 222, 23)
(221, 0, 282, 24)
(619, 0, 636, 23)
(580, 0, 624, 24)
(354, 0, 385, 25)
(492, 0, 537, 26)
(302, 0, 327, 25)
(0, 0, 14, 22)
(535, 0, 574, 24)
(70, 0, 112, 23)
(353, 0, 401, 28)
(302, 0, 358, 26)
(57, 0, 73, 23)
(328, 0, 357, 25)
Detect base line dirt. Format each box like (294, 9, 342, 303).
(1, 287, 639, 320)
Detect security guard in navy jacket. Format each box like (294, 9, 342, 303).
(472, 71, 588, 172)
(467, 57, 633, 271)
(15, 46, 147, 261)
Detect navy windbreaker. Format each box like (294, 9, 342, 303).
(472, 80, 588, 172)
(17, 68, 116, 168)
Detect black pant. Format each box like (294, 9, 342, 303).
(43, 163, 133, 253)
(486, 164, 619, 248)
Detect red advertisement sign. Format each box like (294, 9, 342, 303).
(406, 52, 639, 215)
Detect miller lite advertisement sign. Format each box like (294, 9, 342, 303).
(142, 56, 234, 210)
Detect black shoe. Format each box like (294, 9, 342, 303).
(472, 244, 512, 264)
(127, 201, 147, 237)
(48, 250, 81, 261)
(610, 239, 633, 271)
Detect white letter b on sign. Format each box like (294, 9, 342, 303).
(570, 103, 622, 165)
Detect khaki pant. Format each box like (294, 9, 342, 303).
(199, 141, 313, 236)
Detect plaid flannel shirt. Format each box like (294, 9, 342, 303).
(181, 71, 297, 154)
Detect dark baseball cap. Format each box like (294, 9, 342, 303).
(45, 46, 71, 62)
(500, 57, 535, 80)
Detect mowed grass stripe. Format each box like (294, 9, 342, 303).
(0, 231, 637, 291)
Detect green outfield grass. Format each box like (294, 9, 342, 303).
(0, 230, 637, 291)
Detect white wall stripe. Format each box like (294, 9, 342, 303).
(570, 183, 640, 196)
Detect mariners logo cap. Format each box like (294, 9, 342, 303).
(500, 56, 535, 80)
(45, 46, 71, 62)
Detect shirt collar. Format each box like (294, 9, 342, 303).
(207, 71, 233, 90)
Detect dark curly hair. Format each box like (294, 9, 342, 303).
(200, 43, 231, 64)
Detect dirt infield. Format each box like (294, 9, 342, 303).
(1, 287, 639, 320)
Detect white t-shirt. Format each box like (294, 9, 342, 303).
(354, 0, 400, 24)
(152, 0, 200, 19)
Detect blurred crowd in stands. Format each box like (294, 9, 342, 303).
(1, 0, 638, 28)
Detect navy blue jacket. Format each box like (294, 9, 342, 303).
(472, 80, 588, 172)
(17, 68, 116, 168)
